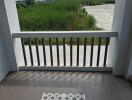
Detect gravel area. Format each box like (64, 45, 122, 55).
(83, 4, 115, 31)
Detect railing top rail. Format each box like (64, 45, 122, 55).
(12, 31, 118, 38)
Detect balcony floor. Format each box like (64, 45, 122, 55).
(0, 71, 132, 100)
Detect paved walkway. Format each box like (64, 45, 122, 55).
(83, 4, 115, 31)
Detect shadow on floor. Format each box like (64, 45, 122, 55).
(0, 71, 132, 100)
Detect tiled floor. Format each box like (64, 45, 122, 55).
(0, 71, 132, 100)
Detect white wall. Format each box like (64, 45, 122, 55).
(127, 3, 132, 79)
(0, 0, 18, 71)
(109, 0, 126, 75)
(0, 0, 10, 81)
(3, 0, 23, 67)
(110, 0, 132, 78)
(0, 0, 20, 81)
(0, 30, 9, 81)
(4, 0, 20, 33)
(123, 0, 132, 78)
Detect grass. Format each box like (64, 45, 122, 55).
(17, 0, 101, 31)
(23, 37, 108, 45)
(17, 0, 107, 45)
(81, 0, 115, 6)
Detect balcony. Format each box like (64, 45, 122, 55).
(0, 0, 132, 100)
(2, 31, 132, 100)
(1, 71, 132, 100)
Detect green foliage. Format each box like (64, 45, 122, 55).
(25, 0, 35, 5)
(23, 37, 106, 45)
(17, 0, 98, 31)
(87, 15, 96, 28)
(104, 0, 115, 4)
(81, 0, 104, 6)
(81, 0, 115, 6)
(16, 2, 27, 8)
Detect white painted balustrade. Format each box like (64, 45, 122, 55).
(12, 31, 118, 72)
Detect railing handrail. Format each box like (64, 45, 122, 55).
(12, 31, 118, 38)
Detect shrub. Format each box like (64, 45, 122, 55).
(104, 0, 115, 4)
(16, 2, 27, 8)
(25, 0, 35, 5)
(81, 0, 105, 6)
(87, 15, 96, 28)
(17, 0, 97, 31)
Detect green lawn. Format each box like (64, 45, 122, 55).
(17, 0, 101, 31)
(17, 0, 107, 45)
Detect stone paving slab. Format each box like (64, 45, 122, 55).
(83, 4, 115, 31)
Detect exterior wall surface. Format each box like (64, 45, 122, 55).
(0, 0, 20, 81)
(110, 0, 132, 78)
(0, 31, 9, 81)
(0, 0, 10, 81)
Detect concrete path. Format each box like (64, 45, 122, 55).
(83, 4, 115, 31)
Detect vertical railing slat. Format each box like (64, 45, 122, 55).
(56, 38, 60, 66)
(35, 38, 40, 66)
(70, 38, 73, 66)
(18, 33, 113, 68)
(103, 37, 110, 67)
(42, 38, 46, 66)
(63, 38, 66, 66)
(28, 38, 33, 66)
(21, 38, 27, 66)
(83, 38, 87, 66)
(97, 37, 102, 66)
(90, 37, 94, 66)
(49, 38, 53, 66)
(77, 38, 80, 66)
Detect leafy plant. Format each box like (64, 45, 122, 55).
(25, 0, 35, 5)
(81, 0, 99, 6)
(17, 0, 97, 31)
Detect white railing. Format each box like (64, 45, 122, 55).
(12, 31, 118, 71)
(12, 31, 118, 38)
